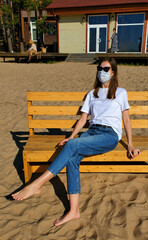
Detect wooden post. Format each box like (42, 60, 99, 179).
(21, 11, 25, 43)
(107, 14, 111, 52)
(27, 100, 34, 136)
(142, 12, 148, 53)
(23, 152, 32, 184)
(57, 16, 59, 53)
(85, 15, 88, 53)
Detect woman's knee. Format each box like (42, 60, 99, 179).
(67, 138, 78, 145)
(66, 138, 80, 153)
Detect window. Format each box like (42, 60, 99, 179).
(117, 13, 145, 52)
(89, 28, 96, 52)
(47, 22, 57, 36)
(89, 15, 108, 25)
(30, 19, 37, 42)
(146, 25, 148, 53)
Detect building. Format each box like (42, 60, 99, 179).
(0, 0, 3, 51)
(46, 0, 148, 53)
(21, 10, 57, 52)
(0, 0, 2, 21)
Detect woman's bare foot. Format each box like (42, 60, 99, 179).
(12, 183, 41, 201)
(54, 211, 80, 226)
(12, 170, 54, 201)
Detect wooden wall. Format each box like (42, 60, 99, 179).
(59, 15, 86, 53)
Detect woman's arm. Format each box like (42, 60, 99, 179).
(59, 112, 88, 146)
(122, 110, 140, 158)
(29, 44, 36, 51)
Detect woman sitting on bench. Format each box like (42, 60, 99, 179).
(27, 39, 37, 62)
(12, 57, 140, 226)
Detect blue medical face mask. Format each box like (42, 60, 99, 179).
(98, 71, 111, 83)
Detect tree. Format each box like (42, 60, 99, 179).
(2, 0, 25, 51)
(2, 1, 15, 51)
(1, 0, 53, 52)
(23, 0, 53, 49)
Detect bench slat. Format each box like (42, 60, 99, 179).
(127, 91, 148, 101)
(76, 165, 148, 173)
(24, 143, 148, 151)
(28, 105, 148, 115)
(24, 135, 148, 162)
(29, 119, 148, 129)
(129, 106, 148, 115)
(28, 106, 81, 115)
(27, 92, 86, 101)
(31, 165, 148, 173)
(24, 150, 148, 162)
(26, 135, 147, 140)
(27, 91, 148, 101)
(29, 119, 76, 128)
(24, 136, 148, 150)
(130, 119, 148, 128)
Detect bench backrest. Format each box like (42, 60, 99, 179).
(27, 91, 148, 136)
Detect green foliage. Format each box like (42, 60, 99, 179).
(2, 0, 22, 30)
(2, 0, 53, 30)
(1, 0, 54, 48)
(23, 0, 40, 11)
(40, 0, 53, 9)
(2, 4, 13, 29)
(36, 16, 56, 35)
(23, 0, 54, 38)
(23, 0, 53, 11)
(36, 16, 47, 33)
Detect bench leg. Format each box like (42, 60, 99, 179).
(23, 153, 32, 184)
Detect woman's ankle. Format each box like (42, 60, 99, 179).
(69, 209, 80, 216)
(32, 170, 54, 188)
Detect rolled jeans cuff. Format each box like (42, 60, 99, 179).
(68, 191, 81, 194)
(47, 168, 57, 177)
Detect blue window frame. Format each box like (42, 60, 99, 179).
(146, 25, 148, 53)
(89, 15, 108, 25)
(88, 15, 108, 53)
(117, 13, 145, 52)
(118, 14, 145, 24)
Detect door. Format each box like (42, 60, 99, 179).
(98, 27, 107, 52)
(89, 26, 107, 53)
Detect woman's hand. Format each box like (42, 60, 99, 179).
(122, 110, 140, 159)
(58, 112, 88, 147)
(128, 145, 140, 159)
(58, 137, 72, 146)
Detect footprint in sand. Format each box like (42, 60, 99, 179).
(121, 186, 139, 201)
(133, 219, 148, 240)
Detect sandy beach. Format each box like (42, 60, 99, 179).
(0, 61, 148, 240)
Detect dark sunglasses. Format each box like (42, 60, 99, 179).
(97, 66, 111, 72)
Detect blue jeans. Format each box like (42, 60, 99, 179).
(48, 125, 118, 194)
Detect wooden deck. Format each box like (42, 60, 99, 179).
(0, 52, 69, 62)
(96, 53, 148, 60)
(96, 53, 148, 65)
(0, 52, 147, 63)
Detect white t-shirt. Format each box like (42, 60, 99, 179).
(29, 44, 37, 51)
(81, 87, 130, 140)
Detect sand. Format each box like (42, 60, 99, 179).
(0, 61, 148, 240)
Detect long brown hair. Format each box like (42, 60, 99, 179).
(93, 57, 118, 99)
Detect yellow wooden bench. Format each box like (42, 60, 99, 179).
(23, 91, 148, 183)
